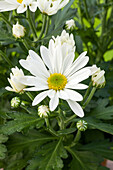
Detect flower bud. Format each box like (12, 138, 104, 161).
(11, 97, 21, 108)
(38, 105, 50, 118)
(12, 22, 25, 38)
(65, 19, 75, 31)
(91, 66, 105, 88)
(76, 120, 88, 131)
(5, 66, 26, 93)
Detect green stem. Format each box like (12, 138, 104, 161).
(69, 130, 81, 147)
(64, 114, 77, 124)
(22, 39, 30, 50)
(0, 13, 12, 27)
(20, 104, 31, 114)
(0, 50, 13, 67)
(26, 92, 34, 101)
(83, 0, 92, 26)
(45, 118, 58, 137)
(38, 14, 47, 41)
(79, 1, 84, 28)
(58, 108, 65, 130)
(27, 10, 37, 40)
(73, 130, 81, 143)
(44, 16, 50, 36)
(81, 82, 92, 105)
(82, 87, 96, 109)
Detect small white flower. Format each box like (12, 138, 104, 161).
(19, 42, 91, 117)
(5, 66, 26, 93)
(38, 105, 49, 118)
(52, 30, 75, 55)
(12, 22, 25, 38)
(65, 19, 75, 30)
(37, 0, 69, 16)
(0, 0, 37, 13)
(91, 66, 105, 88)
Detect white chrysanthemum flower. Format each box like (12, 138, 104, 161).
(65, 19, 75, 30)
(91, 66, 105, 88)
(0, 0, 37, 13)
(37, 0, 69, 16)
(19, 43, 91, 117)
(5, 66, 26, 93)
(12, 22, 25, 38)
(38, 105, 49, 118)
(52, 30, 75, 54)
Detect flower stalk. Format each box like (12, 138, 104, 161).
(38, 14, 47, 40)
(82, 87, 96, 109)
(26, 10, 37, 40)
(26, 92, 34, 101)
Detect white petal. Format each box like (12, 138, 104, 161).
(32, 91, 48, 106)
(29, 2, 37, 12)
(65, 89, 83, 101)
(57, 90, 69, 100)
(49, 92, 59, 111)
(68, 68, 91, 84)
(5, 86, 14, 92)
(0, 2, 18, 12)
(67, 100, 84, 117)
(66, 83, 88, 90)
(23, 87, 40, 91)
(47, 89, 55, 98)
(17, 4, 27, 13)
(40, 46, 53, 72)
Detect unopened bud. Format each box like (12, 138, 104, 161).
(91, 67, 105, 88)
(11, 97, 21, 108)
(12, 22, 25, 39)
(38, 105, 50, 118)
(76, 120, 88, 131)
(65, 19, 75, 31)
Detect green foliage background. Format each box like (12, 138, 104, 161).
(0, 0, 113, 169)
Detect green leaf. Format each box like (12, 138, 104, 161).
(7, 130, 58, 154)
(67, 147, 103, 170)
(0, 112, 43, 135)
(90, 99, 113, 120)
(27, 138, 68, 170)
(85, 117, 113, 135)
(103, 49, 113, 61)
(0, 134, 8, 159)
(0, 134, 8, 143)
(0, 144, 7, 159)
(57, 128, 77, 135)
(79, 140, 113, 161)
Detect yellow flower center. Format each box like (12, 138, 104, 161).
(17, 0, 23, 3)
(47, 73, 67, 91)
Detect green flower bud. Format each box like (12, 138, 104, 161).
(38, 105, 50, 118)
(11, 97, 21, 108)
(76, 120, 88, 131)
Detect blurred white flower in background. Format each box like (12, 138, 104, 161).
(5, 66, 26, 93)
(65, 19, 75, 31)
(19, 43, 91, 117)
(12, 22, 25, 38)
(37, 0, 69, 16)
(0, 0, 37, 13)
(52, 30, 75, 54)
